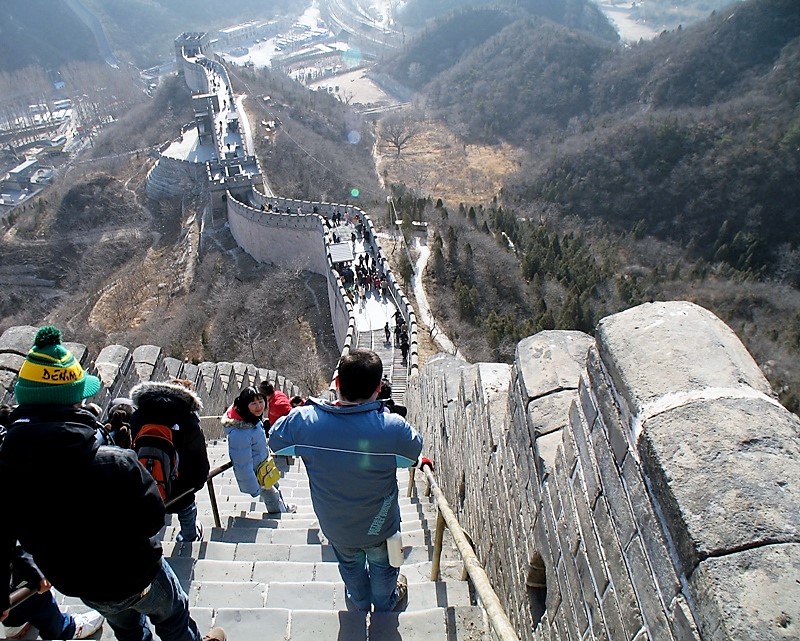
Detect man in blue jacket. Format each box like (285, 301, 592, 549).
(269, 348, 432, 612)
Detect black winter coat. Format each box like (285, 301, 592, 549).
(129, 381, 210, 512)
(0, 405, 165, 610)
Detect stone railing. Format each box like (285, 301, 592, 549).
(405, 300, 800, 641)
(0, 325, 299, 436)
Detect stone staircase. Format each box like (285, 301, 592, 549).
(355, 328, 407, 405)
(53, 440, 489, 641)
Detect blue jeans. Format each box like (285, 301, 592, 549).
(331, 539, 400, 612)
(3, 590, 74, 639)
(176, 501, 199, 541)
(82, 558, 200, 641)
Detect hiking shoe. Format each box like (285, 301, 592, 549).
(72, 610, 104, 639)
(392, 574, 408, 611)
(5, 622, 31, 639)
(202, 627, 226, 641)
(176, 522, 204, 543)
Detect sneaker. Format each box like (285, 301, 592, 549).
(392, 574, 408, 612)
(72, 610, 104, 639)
(202, 627, 226, 641)
(176, 522, 204, 543)
(4, 622, 32, 639)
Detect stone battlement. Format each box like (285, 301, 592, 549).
(0, 325, 300, 434)
(405, 300, 800, 641)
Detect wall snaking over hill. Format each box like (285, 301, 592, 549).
(227, 192, 420, 375)
(405, 300, 800, 641)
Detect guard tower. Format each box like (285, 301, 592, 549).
(174, 32, 211, 73)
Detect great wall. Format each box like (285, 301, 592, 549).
(1, 30, 798, 641)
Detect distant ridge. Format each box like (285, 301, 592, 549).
(0, 0, 102, 74)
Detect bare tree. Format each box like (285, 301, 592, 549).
(380, 114, 420, 159)
(234, 323, 264, 363)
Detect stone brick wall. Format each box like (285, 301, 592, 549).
(0, 326, 299, 440)
(405, 301, 800, 641)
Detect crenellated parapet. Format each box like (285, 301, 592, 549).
(405, 300, 800, 641)
(0, 326, 300, 437)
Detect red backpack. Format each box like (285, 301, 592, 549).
(133, 423, 179, 502)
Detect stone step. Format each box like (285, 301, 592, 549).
(160, 535, 433, 563)
(51, 435, 489, 641)
(188, 578, 471, 611)
(73, 603, 487, 641)
(99, 605, 486, 641)
(190, 493, 434, 520)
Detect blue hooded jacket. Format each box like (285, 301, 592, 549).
(222, 405, 268, 496)
(269, 397, 422, 547)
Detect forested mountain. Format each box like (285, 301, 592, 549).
(380, 0, 618, 90)
(591, 0, 800, 110)
(0, 0, 103, 73)
(424, 17, 618, 139)
(388, 0, 800, 277)
(397, 0, 618, 41)
(379, 0, 800, 412)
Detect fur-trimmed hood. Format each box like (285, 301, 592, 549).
(130, 381, 203, 413)
(221, 404, 260, 430)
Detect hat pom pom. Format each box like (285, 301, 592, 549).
(34, 325, 63, 348)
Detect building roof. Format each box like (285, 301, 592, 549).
(329, 242, 354, 264)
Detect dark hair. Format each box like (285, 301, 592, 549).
(337, 349, 382, 401)
(377, 379, 392, 400)
(290, 395, 305, 407)
(107, 407, 131, 430)
(105, 407, 132, 448)
(233, 386, 264, 424)
(259, 381, 275, 396)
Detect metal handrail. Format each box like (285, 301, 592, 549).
(165, 460, 233, 528)
(412, 466, 521, 641)
(8, 460, 235, 613)
(7, 584, 36, 613)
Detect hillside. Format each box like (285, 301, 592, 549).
(397, 0, 619, 40)
(0, 0, 103, 73)
(381, 0, 800, 277)
(0, 0, 307, 74)
(374, 0, 800, 413)
(0, 70, 370, 393)
(424, 17, 618, 139)
(379, 0, 618, 91)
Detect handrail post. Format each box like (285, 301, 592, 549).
(208, 476, 223, 528)
(407, 467, 415, 498)
(431, 511, 445, 581)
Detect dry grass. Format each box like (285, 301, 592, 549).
(376, 119, 523, 204)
